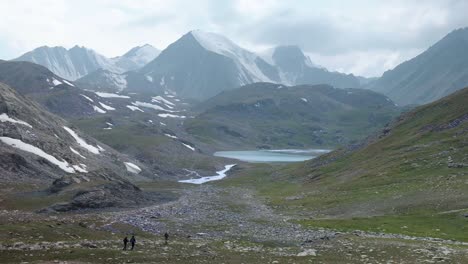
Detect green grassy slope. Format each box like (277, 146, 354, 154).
(220, 87, 468, 241)
(186, 83, 400, 150)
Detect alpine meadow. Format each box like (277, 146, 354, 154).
(0, 1, 467, 263)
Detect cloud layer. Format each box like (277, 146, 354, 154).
(1, 0, 467, 77)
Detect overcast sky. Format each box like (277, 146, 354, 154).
(1, 0, 467, 77)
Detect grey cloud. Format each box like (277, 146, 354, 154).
(237, 0, 468, 55)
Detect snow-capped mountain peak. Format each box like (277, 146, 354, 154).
(112, 44, 160, 71)
(190, 30, 274, 84)
(190, 30, 247, 58)
(14, 44, 159, 81)
(14, 45, 122, 81)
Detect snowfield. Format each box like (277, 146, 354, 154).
(63, 126, 101, 154)
(0, 113, 33, 128)
(178, 164, 236, 184)
(0, 136, 75, 173)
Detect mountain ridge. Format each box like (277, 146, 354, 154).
(13, 44, 160, 81)
(366, 27, 468, 106)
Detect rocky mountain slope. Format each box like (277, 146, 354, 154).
(263, 45, 359, 88)
(75, 69, 156, 93)
(367, 27, 468, 106)
(0, 82, 150, 210)
(68, 90, 228, 179)
(0, 59, 228, 181)
(186, 82, 399, 149)
(0, 60, 113, 117)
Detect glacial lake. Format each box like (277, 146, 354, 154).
(214, 149, 331, 163)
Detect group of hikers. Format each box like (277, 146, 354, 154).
(122, 232, 170, 250)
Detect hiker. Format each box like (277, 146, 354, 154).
(130, 235, 136, 250)
(123, 236, 128, 250)
(164, 232, 169, 244)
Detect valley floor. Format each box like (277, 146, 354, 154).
(1, 182, 468, 263)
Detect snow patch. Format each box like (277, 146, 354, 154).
(93, 105, 106, 113)
(158, 113, 186, 118)
(52, 78, 63, 86)
(0, 113, 33, 128)
(164, 133, 177, 139)
(63, 80, 75, 87)
(126, 105, 144, 112)
(81, 94, 94, 102)
(178, 164, 236, 184)
(132, 101, 176, 112)
(301, 98, 308, 102)
(99, 102, 115, 111)
(152, 96, 175, 106)
(63, 126, 101, 154)
(95, 92, 130, 99)
(70, 147, 86, 159)
(0, 137, 75, 173)
(182, 143, 195, 151)
(124, 162, 142, 174)
(73, 164, 88, 173)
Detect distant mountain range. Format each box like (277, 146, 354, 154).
(13, 44, 160, 81)
(139, 30, 359, 100)
(13, 28, 468, 105)
(366, 27, 468, 106)
(16, 30, 360, 100)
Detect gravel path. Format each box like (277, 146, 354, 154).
(111, 185, 335, 245)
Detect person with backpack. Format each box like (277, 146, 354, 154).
(122, 236, 129, 250)
(130, 235, 136, 250)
